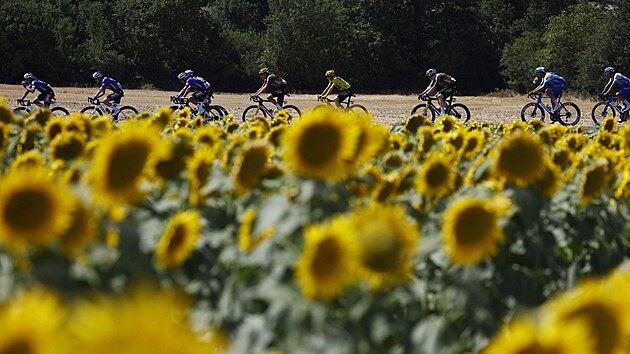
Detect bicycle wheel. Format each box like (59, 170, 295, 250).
(447, 103, 470, 123)
(520, 102, 546, 123)
(115, 106, 138, 121)
(556, 102, 580, 126)
(209, 105, 228, 117)
(170, 105, 180, 112)
(411, 104, 436, 122)
(591, 102, 615, 126)
(242, 105, 264, 122)
(51, 107, 69, 117)
(282, 105, 301, 122)
(204, 107, 223, 122)
(80, 106, 103, 115)
(347, 104, 369, 115)
(13, 107, 28, 115)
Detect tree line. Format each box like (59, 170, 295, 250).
(0, 0, 626, 94)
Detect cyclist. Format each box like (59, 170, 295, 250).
(600, 66, 630, 118)
(174, 70, 214, 116)
(19, 72, 56, 107)
(90, 71, 125, 117)
(319, 70, 352, 108)
(528, 67, 566, 119)
(419, 68, 457, 116)
(251, 67, 287, 112)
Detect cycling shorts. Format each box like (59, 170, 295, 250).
(192, 90, 211, 102)
(548, 82, 566, 97)
(107, 91, 124, 104)
(332, 87, 352, 103)
(36, 91, 55, 106)
(437, 83, 457, 99)
(618, 86, 630, 99)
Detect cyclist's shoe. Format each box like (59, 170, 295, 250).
(550, 112, 559, 122)
(620, 111, 629, 123)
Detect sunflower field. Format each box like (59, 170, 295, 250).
(0, 96, 629, 354)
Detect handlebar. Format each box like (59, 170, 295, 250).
(250, 95, 264, 103)
(170, 96, 189, 104)
(88, 97, 100, 105)
(318, 96, 333, 102)
(17, 99, 30, 106)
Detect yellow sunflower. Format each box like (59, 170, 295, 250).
(0, 288, 65, 354)
(155, 210, 202, 269)
(266, 125, 287, 147)
(295, 215, 359, 300)
(543, 279, 629, 354)
(371, 173, 399, 202)
(187, 147, 215, 207)
(0, 167, 74, 252)
(10, 150, 46, 170)
(404, 114, 431, 135)
(382, 150, 405, 169)
(91, 116, 114, 138)
(415, 153, 455, 199)
(154, 137, 194, 182)
(194, 125, 224, 149)
(442, 196, 510, 265)
(483, 318, 595, 354)
(615, 167, 630, 198)
(44, 116, 65, 141)
(149, 106, 174, 130)
(602, 115, 616, 133)
(534, 159, 562, 198)
(492, 133, 547, 186)
(50, 131, 86, 161)
(282, 109, 359, 181)
(350, 204, 420, 289)
(434, 114, 460, 133)
(461, 129, 485, 158)
(621, 124, 630, 153)
(57, 198, 98, 257)
(67, 286, 211, 354)
(231, 140, 271, 194)
(86, 123, 166, 215)
(579, 161, 609, 205)
(237, 209, 275, 253)
(0, 123, 8, 154)
(0, 100, 13, 123)
(17, 122, 41, 154)
(350, 113, 388, 164)
(416, 126, 436, 156)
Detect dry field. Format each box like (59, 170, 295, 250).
(0, 84, 599, 127)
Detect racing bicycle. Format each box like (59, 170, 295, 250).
(591, 94, 628, 126)
(81, 97, 138, 121)
(410, 94, 470, 123)
(315, 94, 369, 114)
(242, 96, 301, 122)
(520, 93, 580, 126)
(14, 99, 69, 117)
(170, 96, 228, 122)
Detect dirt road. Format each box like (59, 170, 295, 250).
(0, 84, 599, 127)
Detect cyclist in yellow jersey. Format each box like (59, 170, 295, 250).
(319, 70, 352, 108)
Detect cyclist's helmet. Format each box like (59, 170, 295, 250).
(184, 69, 194, 77)
(425, 68, 437, 77)
(23, 72, 35, 80)
(534, 66, 546, 74)
(177, 72, 188, 80)
(325, 70, 335, 77)
(604, 66, 615, 74)
(92, 71, 104, 80)
(258, 67, 270, 75)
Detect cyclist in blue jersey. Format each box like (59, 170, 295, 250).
(91, 71, 125, 116)
(251, 67, 288, 112)
(19, 72, 56, 107)
(528, 67, 566, 118)
(600, 66, 630, 116)
(174, 70, 214, 116)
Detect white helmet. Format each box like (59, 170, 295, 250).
(177, 72, 188, 80)
(92, 71, 104, 79)
(23, 72, 35, 80)
(184, 69, 193, 77)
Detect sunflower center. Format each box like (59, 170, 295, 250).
(106, 141, 150, 189)
(565, 302, 618, 354)
(167, 225, 187, 254)
(454, 205, 494, 247)
(464, 137, 478, 154)
(311, 237, 342, 279)
(497, 137, 543, 180)
(4, 190, 52, 234)
(425, 162, 449, 188)
(298, 125, 341, 167)
(582, 165, 607, 199)
(236, 146, 268, 189)
(360, 223, 401, 272)
(1, 338, 34, 354)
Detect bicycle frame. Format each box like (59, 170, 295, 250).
(318, 94, 355, 109)
(419, 95, 457, 114)
(250, 96, 276, 118)
(599, 97, 624, 115)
